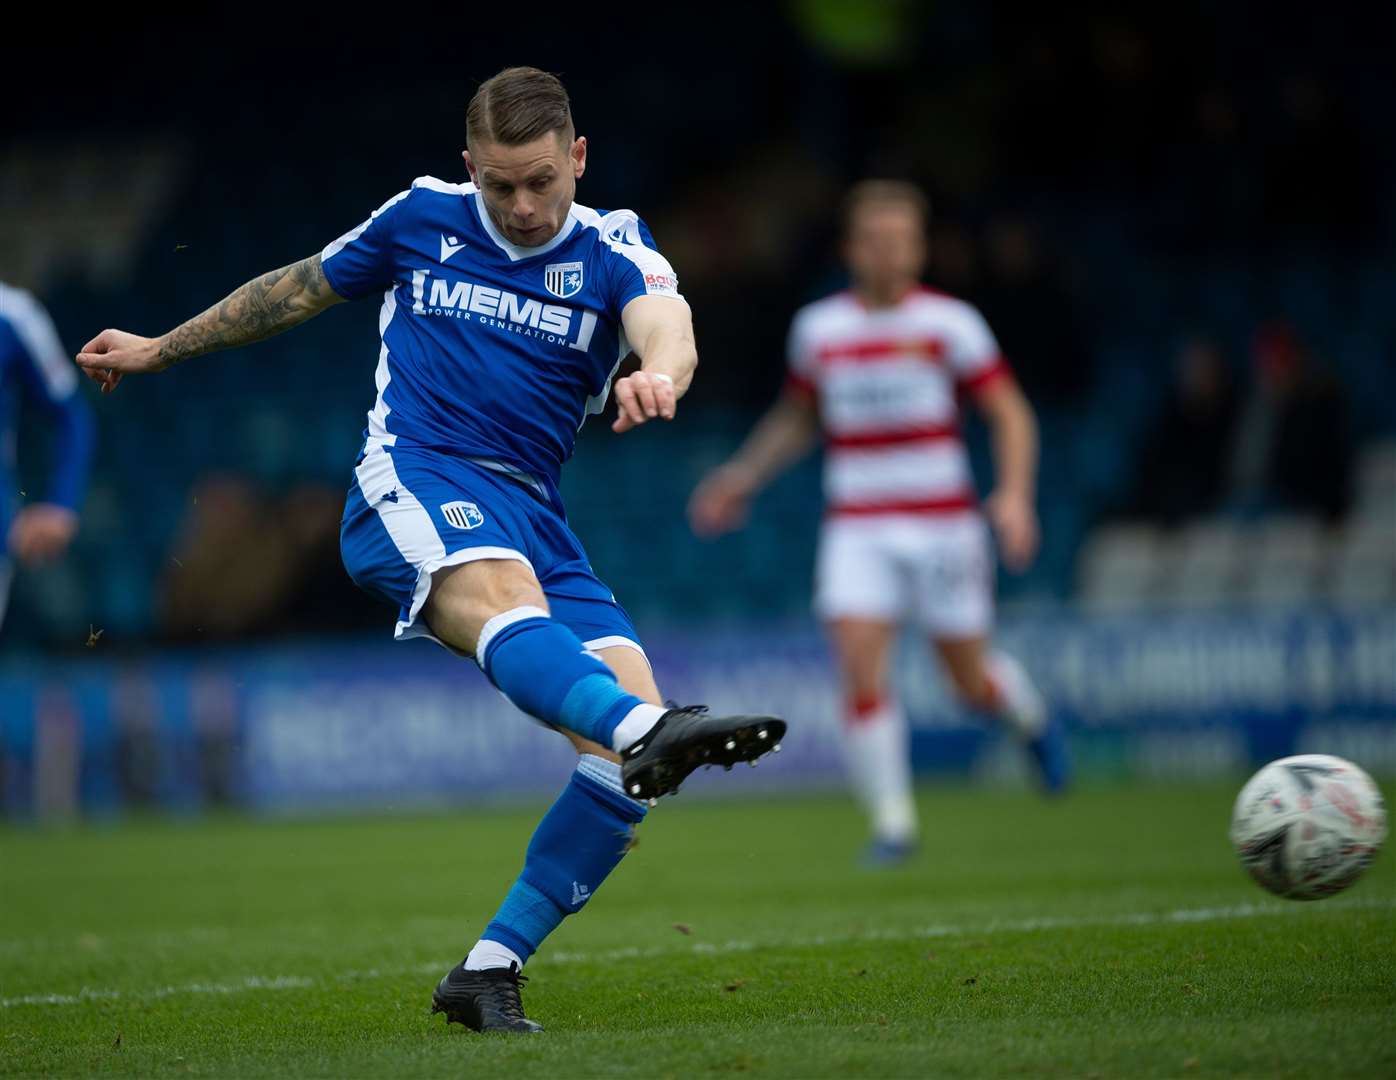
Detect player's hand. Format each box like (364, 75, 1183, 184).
(985, 489, 1039, 572)
(75, 329, 166, 394)
(8, 504, 79, 566)
(688, 464, 757, 537)
(612, 371, 677, 433)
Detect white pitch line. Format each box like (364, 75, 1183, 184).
(2, 896, 1391, 1010)
(542, 895, 1396, 965)
(0, 976, 314, 1009)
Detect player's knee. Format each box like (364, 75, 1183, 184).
(427, 558, 547, 651)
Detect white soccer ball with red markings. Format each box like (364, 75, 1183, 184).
(1230, 754, 1386, 900)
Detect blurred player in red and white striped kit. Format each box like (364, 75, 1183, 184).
(690, 181, 1070, 864)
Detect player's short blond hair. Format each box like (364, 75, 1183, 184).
(466, 67, 574, 149)
(842, 180, 931, 234)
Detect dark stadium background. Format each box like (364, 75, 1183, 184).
(2, 4, 1393, 816)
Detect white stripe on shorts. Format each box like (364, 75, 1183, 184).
(353, 446, 533, 644)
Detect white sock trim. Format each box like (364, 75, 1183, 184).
(464, 939, 524, 972)
(610, 703, 668, 754)
(578, 753, 648, 812)
(474, 605, 550, 668)
(576, 754, 625, 795)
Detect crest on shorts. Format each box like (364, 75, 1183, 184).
(440, 501, 485, 530)
(544, 261, 584, 300)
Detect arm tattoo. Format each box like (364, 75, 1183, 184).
(158, 254, 341, 366)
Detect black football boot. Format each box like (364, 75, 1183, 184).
(431, 961, 542, 1034)
(620, 705, 787, 801)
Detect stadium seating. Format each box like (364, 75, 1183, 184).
(1327, 512, 1396, 609)
(1077, 525, 1162, 614)
(1072, 441, 1395, 614)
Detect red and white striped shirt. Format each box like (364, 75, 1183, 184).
(785, 287, 1010, 517)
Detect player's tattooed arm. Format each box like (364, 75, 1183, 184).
(158, 254, 343, 366)
(75, 254, 344, 394)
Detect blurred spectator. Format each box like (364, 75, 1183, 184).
(1082, 18, 1168, 190)
(1262, 74, 1367, 253)
(1230, 323, 1354, 521)
(157, 476, 383, 641)
(1132, 337, 1239, 525)
(1165, 85, 1263, 255)
(975, 214, 1094, 404)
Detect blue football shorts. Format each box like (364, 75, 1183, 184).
(340, 442, 645, 661)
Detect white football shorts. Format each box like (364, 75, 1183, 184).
(813, 511, 994, 638)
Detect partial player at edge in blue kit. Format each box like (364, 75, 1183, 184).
(75, 66, 787, 1036)
(0, 282, 94, 629)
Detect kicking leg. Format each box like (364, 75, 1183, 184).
(933, 636, 1069, 793)
(423, 559, 666, 751)
(828, 618, 918, 862)
(424, 559, 782, 799)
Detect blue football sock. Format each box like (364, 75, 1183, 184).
(477, 606, 646, 747)
(475, 755, 647, 965)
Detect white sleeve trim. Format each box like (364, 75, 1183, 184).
(587, 209, 682, 299)
(411, 175, 466, 195)
(321, 188, 412, 263)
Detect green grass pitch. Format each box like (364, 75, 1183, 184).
(3, 782, 1393, 1077)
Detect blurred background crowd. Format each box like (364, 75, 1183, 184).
(2, 4, 1392, 649)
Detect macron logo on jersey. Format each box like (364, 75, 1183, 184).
(439, 234, 466, 264)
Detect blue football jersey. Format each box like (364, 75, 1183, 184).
(0, 283, 94, 537)
(320, 176, 683, 489)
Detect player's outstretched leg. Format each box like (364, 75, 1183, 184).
(433, 753, 643, 1033)
(937, 639, 1070, 794)
(985, 650, 1070, 794)
(479, 606, 785, 800)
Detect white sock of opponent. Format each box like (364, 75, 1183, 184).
(843, 693, 917, 844)
(985, 651, 1047, 740)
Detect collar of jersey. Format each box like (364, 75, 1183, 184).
(470, 187, 580, 263)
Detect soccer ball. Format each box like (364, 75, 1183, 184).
(1230, 754, 1386, 900)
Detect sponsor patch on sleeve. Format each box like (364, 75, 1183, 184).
(644, 271, 680, 297)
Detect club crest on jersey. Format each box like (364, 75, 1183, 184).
(440, 501, 485, 530)
(544, 261, 584, 300)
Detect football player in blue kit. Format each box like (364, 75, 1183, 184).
(0, 282, 94, 628)
(76, 66, 786, 1034)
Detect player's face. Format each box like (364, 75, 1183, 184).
(844, 202, 927, 295)
(464, 133, 587, 247)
